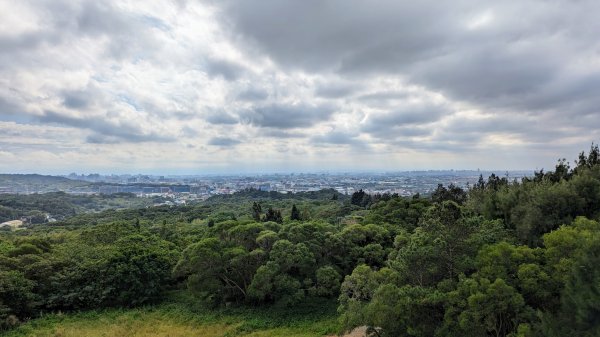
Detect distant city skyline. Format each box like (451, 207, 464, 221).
(0, 170, 533, 198)
(1, 1, 599, 173)
(4, 167, 538, 177)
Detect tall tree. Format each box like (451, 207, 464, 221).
(252, 202, 262, 222)
(263, 207, 283, 224)
(351, 189, 371, 207)
(290, 204, 301, 221)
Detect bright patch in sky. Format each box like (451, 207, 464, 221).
(466, 10, 494, 30)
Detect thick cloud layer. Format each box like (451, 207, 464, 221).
(0, 0, 598, 173)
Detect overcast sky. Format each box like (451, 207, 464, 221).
(1, 0, 599, 174)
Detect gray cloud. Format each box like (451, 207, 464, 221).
(311, 130, 362, 146)
(0, 96, 22, 116)
(262, 129, 306, 138)
(359, 91, 409, 102)
(205, 110, 239, 125)
(213, 0, 600, 124)
(205, 58, 246, 81)
(411, 47, 559, 107)
(438, 115, 577, 144)
(241, 103, 336, 129)
(0, 1, 162, 68)
(357, 91, 414, 109)
(235, 88, 269, 101)
(39, 110, 174, 143)
(0, 95, 34, 124)
(62, 90, 92, 110)
(362, 103, 450, 140)
(0, 31, 61, 55)
(393, 126, 433, 138)
(75, 1, 164, 60)
(361, 102, 453, 140)
(76, 2, 130, 35)
(213, 0, 454, 72)
(208, 136, 241, 146)
(180, 125, 198, 137)
(393, 139, 475, 153)
(315, 83, 358, 99)
(85, 134, 123, 144)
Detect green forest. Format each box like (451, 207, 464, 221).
(0, 192, 166, 224)
(2, 145, 600, 337)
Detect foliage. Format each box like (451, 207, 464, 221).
(0, 192, 157, 223)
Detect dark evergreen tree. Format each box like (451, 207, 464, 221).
(351, 189, 371, 207)
(475, 174, 486, 190)
(575, 142, 600, 173)
(431, 184, 467, 204)
(263, 207, 283, 224)
(351, 189, 365, 206)
(252, 201, 262, 222)
(290, 204, 301, 221)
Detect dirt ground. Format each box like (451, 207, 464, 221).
(332, 326, 367, 337)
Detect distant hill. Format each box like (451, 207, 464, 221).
(0, 173, 82, 183)
(0, 174, 91, 193)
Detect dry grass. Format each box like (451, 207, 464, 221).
(6, 311, 233, 337)
(8, 319, 330, 337)
(21, 321, 232, 337)
(4, 299, 340, 337)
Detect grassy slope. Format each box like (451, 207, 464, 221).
(5, 295, 340, 337)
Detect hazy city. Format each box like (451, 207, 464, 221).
(1, 170, 530, 200)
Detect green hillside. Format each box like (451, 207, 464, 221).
(0, 174, 91, 193)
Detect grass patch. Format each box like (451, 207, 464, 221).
(4, 293, 341, 337)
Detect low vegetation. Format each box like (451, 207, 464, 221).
(4, 296, 340, 337)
